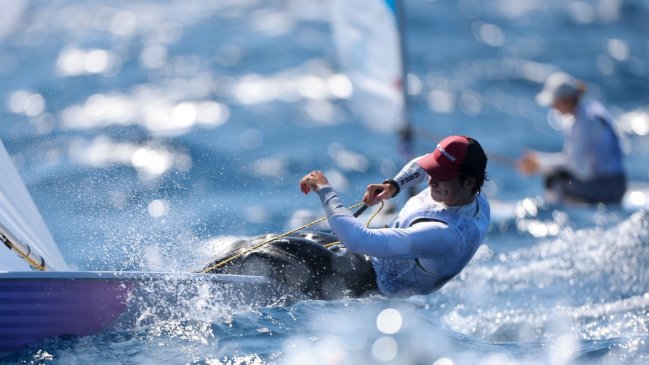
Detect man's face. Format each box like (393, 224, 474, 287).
(428, 175, 466, 205)
(552, 97, 573, 115)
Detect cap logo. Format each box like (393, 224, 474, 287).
(436, 143, 457, 162)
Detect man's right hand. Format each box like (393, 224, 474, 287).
(299, 171, 329, 195)
(362, 183, 395, 206)
(517, 151, 540, 175)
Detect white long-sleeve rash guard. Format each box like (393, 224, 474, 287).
(316, 185, 461, 260)
(313, 156, 489, 296)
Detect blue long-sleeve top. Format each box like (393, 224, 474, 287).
(317, 186, 462, 258)
(315, 182, 490, 296)
(537, 100, 625, 180)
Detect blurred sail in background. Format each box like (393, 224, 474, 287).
(0, 0, 26, 41)
(331, 0, 405, 134)
(0, 140, 69, 271)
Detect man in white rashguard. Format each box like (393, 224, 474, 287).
(300, 135, 490, 297)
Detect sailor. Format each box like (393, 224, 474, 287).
(517, 72, 627, 204)
(299, 135, 490, 297)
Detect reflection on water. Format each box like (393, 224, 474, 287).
(68, 136, 191, 179)
(449, 211, 649, 341)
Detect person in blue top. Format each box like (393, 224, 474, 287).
(518, 72, 627, 204)
(300, 135, 490, 297)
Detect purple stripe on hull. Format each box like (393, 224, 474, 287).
(0, 278, 132, 352)
(0, 271, 280, 352)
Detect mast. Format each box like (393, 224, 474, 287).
(0, 139, 68, 271)
(394, 0, 416, 197)
(0, 224, 48, 271)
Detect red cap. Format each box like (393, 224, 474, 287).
(416, 135, 469, 181)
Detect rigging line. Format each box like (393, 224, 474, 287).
(0, 224, 47, 271)
(366, 200, 385, 227)
(199, 201, 365, 273)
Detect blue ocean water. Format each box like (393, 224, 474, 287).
(1, 0, 649, 363)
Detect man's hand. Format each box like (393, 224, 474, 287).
(299, 171, 329, 194)
(517, 151, 540, 175)
(362, 183, 395, 206)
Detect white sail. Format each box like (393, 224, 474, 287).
(331, 0, 405, 134)
(0, 139, 69, 271)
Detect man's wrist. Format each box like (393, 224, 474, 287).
(383, 179, 400, 197)
(315, 183, 331, 193)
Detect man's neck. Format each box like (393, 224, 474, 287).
(445, 191, 476, 207)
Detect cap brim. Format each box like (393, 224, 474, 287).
(416, 155, 460, 181)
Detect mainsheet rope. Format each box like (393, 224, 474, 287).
(199, 201, 384, 273)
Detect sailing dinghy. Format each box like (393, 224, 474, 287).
(0, 140, 281, 352)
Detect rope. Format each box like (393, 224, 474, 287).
(367, 200, 385, 227)
(200, 201, 366, 273)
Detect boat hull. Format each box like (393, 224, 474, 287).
(0, 271, 280, 352)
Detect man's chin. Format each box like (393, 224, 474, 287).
(429, 191, 445, 202)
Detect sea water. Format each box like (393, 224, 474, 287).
(1, 0, 649, 364)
